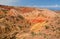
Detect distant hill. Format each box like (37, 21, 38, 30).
(0, 5, 60, 39)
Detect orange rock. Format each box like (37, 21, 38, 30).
(7, 9, 19, 16)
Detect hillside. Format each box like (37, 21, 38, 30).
(0, 5, 60, 39)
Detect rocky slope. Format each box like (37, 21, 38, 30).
(0, 5, 60, 39)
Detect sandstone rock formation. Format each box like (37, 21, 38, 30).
(0, 5, 60, 39)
